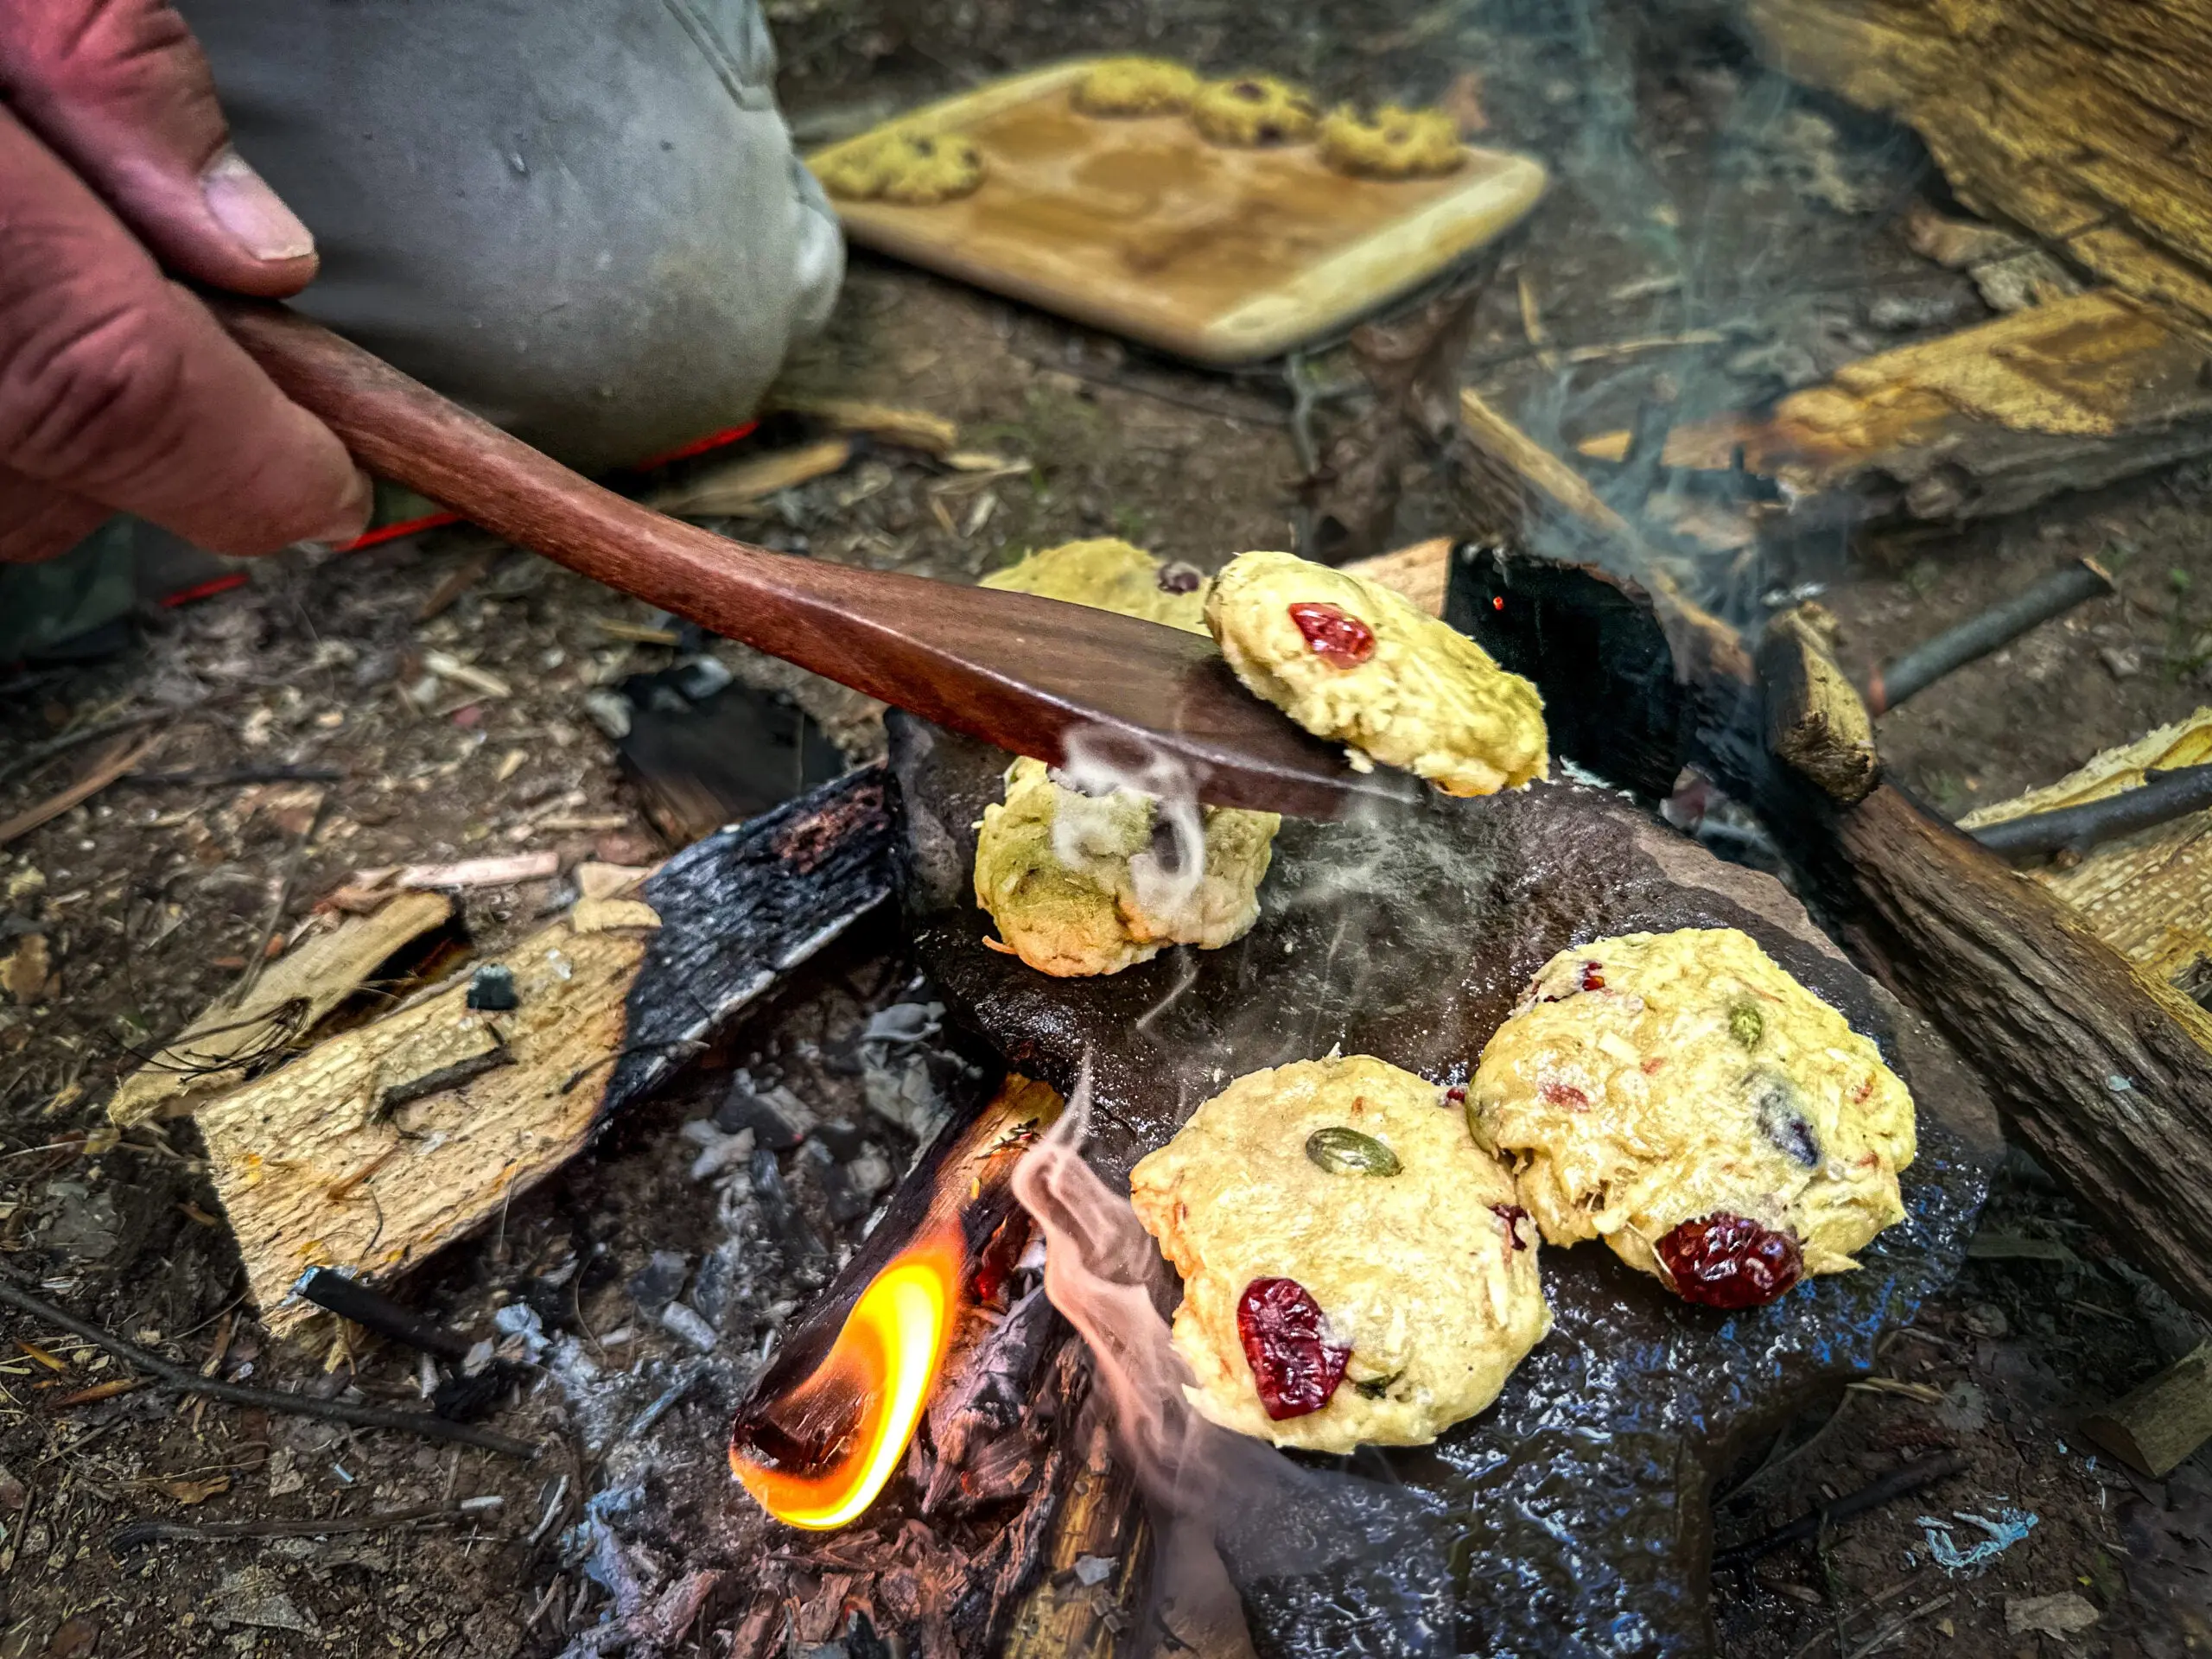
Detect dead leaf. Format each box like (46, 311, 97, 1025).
(2004, 1592, 2099, 1639)
(155, 1474, 232, 1505)
(43, 1616, 99, 1659)
(1, 934, 53, 1004)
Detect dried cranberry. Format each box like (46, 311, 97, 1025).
(1236, 1277, 1349, 1420)
(1491, 1204, 1530, 1251)
(1444, 1084, 1467, 1104)
(1656, 1214, 1803, 1309)
(1539, 1079, 1589, 1111)
(1580, 962, 1605, 992)
(1287, 602, 1376, 668)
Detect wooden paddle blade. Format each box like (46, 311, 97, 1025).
(213, 298, 1404, 820)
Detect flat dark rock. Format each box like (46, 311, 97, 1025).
(889, 716, 1999, 1658)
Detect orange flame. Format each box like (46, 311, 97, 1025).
(729, 1224, 963, 1529)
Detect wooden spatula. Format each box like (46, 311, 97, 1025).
(212, 300, 1405, 820)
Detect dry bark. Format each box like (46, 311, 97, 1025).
(1743, 0, 2212, 334)
(1580, 291, 2212, 527)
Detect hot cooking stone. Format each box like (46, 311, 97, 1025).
(888, 715, 1999, 1659)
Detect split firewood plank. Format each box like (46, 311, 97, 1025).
(2082, 1341, 2212, 1478)
(1742, 0, 2212, 333)
(201, 918, 647, 1333)
(198, 766, 896, 1334)
(1576, 290, 2212, 524)
(1339, 537, 1452, 616)
(107, 891, 455, 1128)
(1961, 709, 2212, 991)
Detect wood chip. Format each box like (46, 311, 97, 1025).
(1341, 537, 1452, 618)
(573, 862, 654, 901)
(108, 892, 455, 1127)
(570, 897, 663, 933)
(771, 396, 959, 455)
(648, 437, 853, 517)
(386, 851, 559, 891)
(2082, 1340, 2212, 1477)
(420, 651, 512, 701)
(1, 933, 54, 1005)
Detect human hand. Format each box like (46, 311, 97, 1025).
(0, 0, 371, 563)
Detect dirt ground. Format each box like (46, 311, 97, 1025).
(3, 1, 2210, 1656)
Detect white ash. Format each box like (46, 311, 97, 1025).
(494, 1302, 550, 1363)
(680, 1116, 755, 1180)
(659, 1301, 718, 1352)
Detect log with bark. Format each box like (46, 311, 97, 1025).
(1740, 0, 2212, 334)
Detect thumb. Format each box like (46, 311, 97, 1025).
(0, 0, 317, 298)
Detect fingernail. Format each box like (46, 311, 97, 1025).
(315, 469, 375, 546)
(201, 148, 315, 262)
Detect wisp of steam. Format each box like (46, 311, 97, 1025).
(1048, 724, 1210, 927)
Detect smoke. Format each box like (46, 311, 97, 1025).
(1048, 724, 1209, 927)
(1013, 1069, 1454, 1656)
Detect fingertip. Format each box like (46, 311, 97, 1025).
(200, 147, 320, 294)
(314, 467, 375, 547)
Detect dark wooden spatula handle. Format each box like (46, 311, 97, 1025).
(209, 299, 1389, 819)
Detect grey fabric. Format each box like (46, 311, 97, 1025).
(180, 0, 843, 472)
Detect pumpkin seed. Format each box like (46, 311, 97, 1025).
(1728, 999, 1764, 1050)
(1305, 1126, 1402, 1177)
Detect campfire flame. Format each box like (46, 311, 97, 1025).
(730, 1224, 963, 1529)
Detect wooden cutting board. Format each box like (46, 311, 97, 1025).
(810, 61, 1548, 365)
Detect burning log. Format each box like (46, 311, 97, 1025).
(728, 1071, 1061, 1525)
(1452, 541, 2212, 1322)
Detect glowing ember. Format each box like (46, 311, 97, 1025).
(729, 1224, 963, 1529)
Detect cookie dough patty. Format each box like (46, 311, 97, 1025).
(1188, 76, 1320, 146)
(1205, 549, 1548, 797)
(1319, 105, 1465, 179)
(1470, 928, 1917, 1307)
(1073, 57, 1200, 117)
(981, 537, 1209, 632)
(817, 130, 984, 204)
(1130, 1054, 1551, 1452)
(973, 756, 1278, 976)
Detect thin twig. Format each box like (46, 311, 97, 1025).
(1867, 557, 2114, 714)
(1970, 765, 2212, 860)
(228, 788, 330, 1007)
(1841, 1592, 1954, 1659)
(111, 1501, 488, 1552)
(0, 711, 176, 791)
(0, 734, 161, 849)
(0, 1272, 537, 1459)
(1714, 1452, 1965, 1568)
(121, 766, 344, 788)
